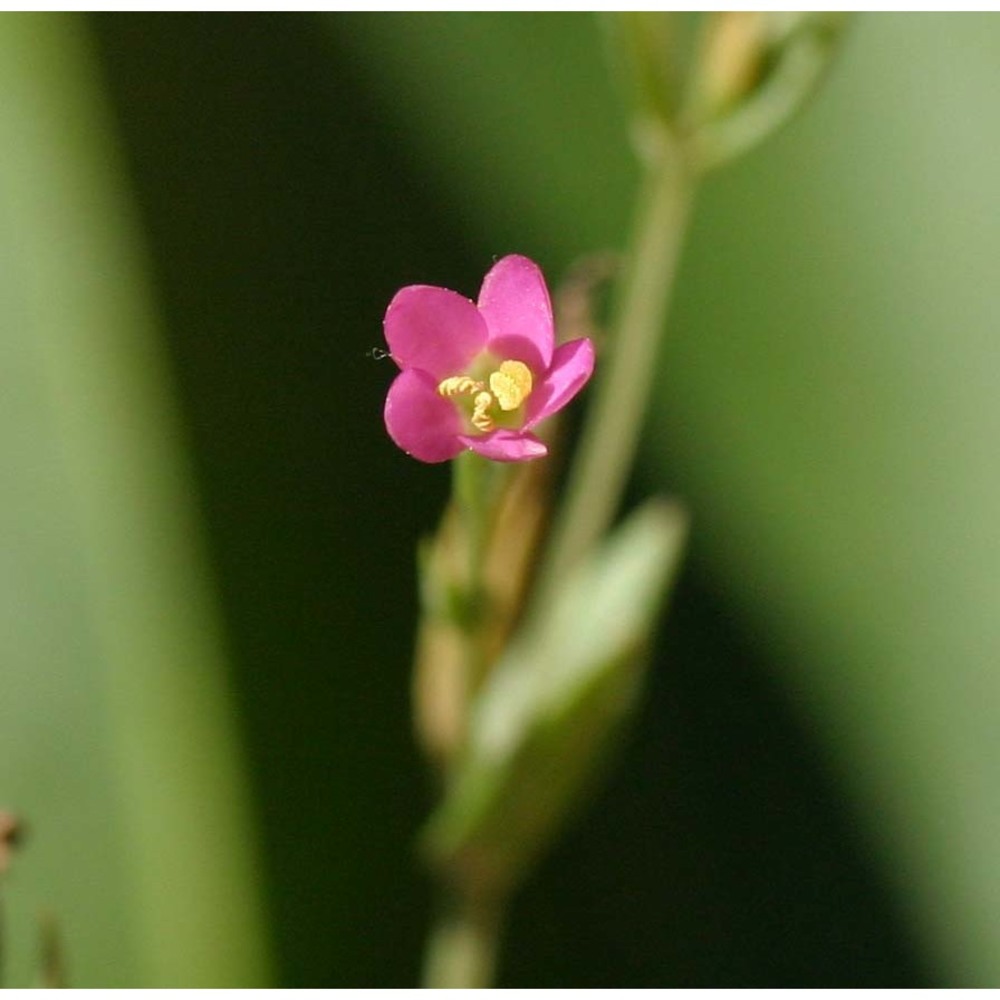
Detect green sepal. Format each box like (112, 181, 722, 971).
(422, 498, 688, 895)
(688, 13, 853, 172)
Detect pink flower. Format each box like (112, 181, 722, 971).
(383, 255, 595, 463)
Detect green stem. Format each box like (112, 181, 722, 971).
(536, 142, 695, 604)
(453, 450, 494, 594)
(422, 888, 505, 989)
(452, 451, 506, 695)
(420, 460, 510, 988)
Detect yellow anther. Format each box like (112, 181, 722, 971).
(471, 391, 495, 432)
(488, 360, 533, 412)
(437, 359, 533, 435)
(437, 375, 484, 397)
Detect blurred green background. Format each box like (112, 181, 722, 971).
(3, 11, 1000, 986)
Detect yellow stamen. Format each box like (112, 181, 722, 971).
(436, 359, 533, 435)
(471, 391, 494, 432)
(489, 360, 533, 412)
(437, 375, 484, 397)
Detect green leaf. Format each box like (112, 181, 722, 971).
(0, 14, 268, 986)
(424, 499, 688, 894)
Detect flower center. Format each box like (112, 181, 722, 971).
(437, 359, 533, 433)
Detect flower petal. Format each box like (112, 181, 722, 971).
(384, 285, 488, 379)
(384, 369, 464, 463)
(477, 255, 554, 374)
(459, 430, 548, 463)
(525, 338, 596, 429)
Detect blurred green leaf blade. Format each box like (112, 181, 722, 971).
(0, 13, 269, 986)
